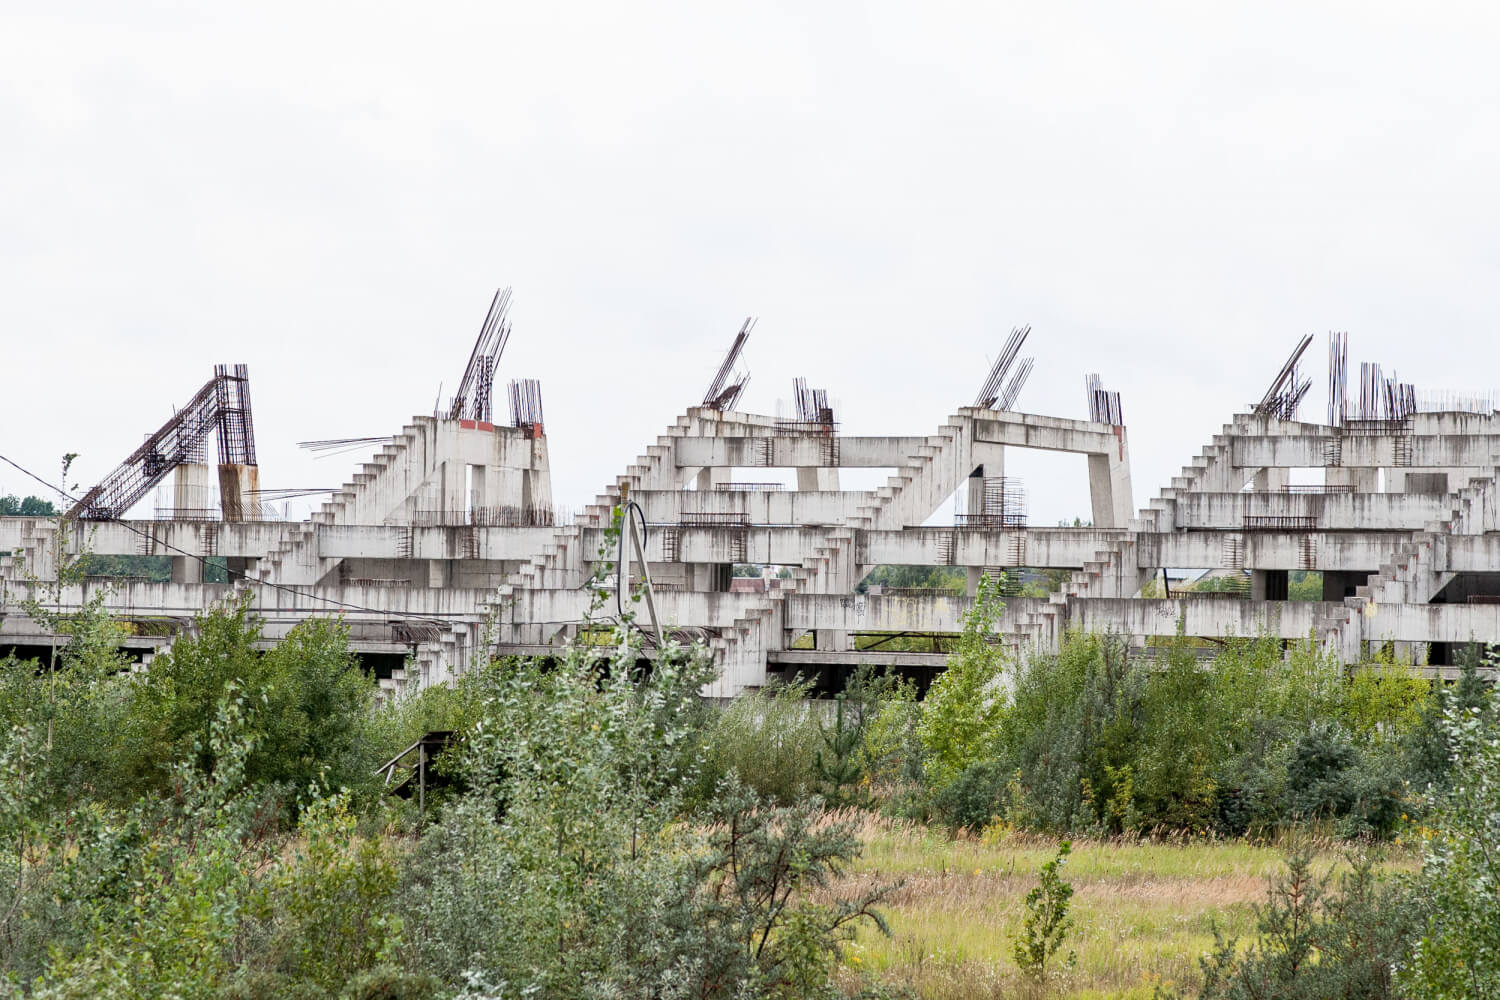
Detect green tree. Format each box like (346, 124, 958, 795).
(918, 573, 1008, 791)
(815, 694, 864, 807)
(1014, 840, 1076, 983)
(1401, 684, 1500, 999)
(247, 793, 404, 992)
(399, 628, 717, 990)
(662, 776, 895, 999)
(696, 677, 822, 805)
(1196, 850, 1413, 1000)
(0, 495, 58, 516)
(32, 692, 284, 998)
(124, 598, 375, 807)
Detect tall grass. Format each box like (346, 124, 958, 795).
(825, 815, 1414, 1000)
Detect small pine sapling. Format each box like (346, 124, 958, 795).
(1014, 840, 1076, 984)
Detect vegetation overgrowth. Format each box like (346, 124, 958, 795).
(0, 561, 1494, 997)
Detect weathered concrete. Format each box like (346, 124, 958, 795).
(9, 397, 1500, 696)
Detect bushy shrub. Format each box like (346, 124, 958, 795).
(932, 759, 1008, 831)
(31, 692, 284, 998)
(1131, 634, 1222, 833)
(956, 625, 1431, 839)
(813, 666, 915, 808)
(124, 599, 376, 809)
(392, 628, 892, 998)
(693, 676, 822, 805)
(248, 794, 404, 992)
(1401, 681, 1500, 999)
(1402, 642, 1492, 795)
(1194, 850, 1415, 1000)
(397, 632, 714, 991)
(338, 965, 441, 1000)
(987, 630, 1142, 833)
(657, 776, 894, 999)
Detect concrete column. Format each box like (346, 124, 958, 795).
(173, 463, 215, 518)
(1252, 466, 1288, 492)
(967, 565, 983, 596)
(1322, 570, 1364, 602)
(689, 562, 731, 592)
(965, 467, 985, 516)
(696, 467, 727, 491)
(796, 468, 840, 490)
(1326, 468, 1378, 492)
(1087, 455, 1122, 527)
(439, 462, 466, 522)
(171, 553, 203, 584)
(469, 465, 490, 512)
(428, 560, 449, 588)
(815, 629, 850, 652)
(1082, 426, 1134, 529)
(217, 464, 259, 521)
(1252, 569, 1289, 601)
(169, 463, 214, 582)
(523, 436, 552, 515)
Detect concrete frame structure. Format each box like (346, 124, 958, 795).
(6, 378, 1500, 696)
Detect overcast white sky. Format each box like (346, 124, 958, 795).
(4, 3, 1499, 525)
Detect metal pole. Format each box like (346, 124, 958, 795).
(628, 509, 663, 648)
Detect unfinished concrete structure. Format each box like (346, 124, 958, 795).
(4, 326, 1500, 697)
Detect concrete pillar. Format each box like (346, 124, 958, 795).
(1087, 455, 1126, 528)
(428, 560, 449, 588)
(1252, 569, 1289, 601)
(168, 464, 214, 582)
(1080, 426, 1134, 529)
(815, 629, 850, 652)
(1326, 468, 1378, 492)
(173, 463, 215, 519)
(217, 464, 259, 521)
(696, 467, 727, 491)
(965, 467, 985, 516)
(1322, 571, 1363, 602)
(171, 550, 203, 584)
(439, 462, 466, 523)
(689, 562, 731, 592)
(523, 435, 552, 516)
(469, 465, 490, 513)
(1252, 467, 1288, 492)
(967, 565, 983, 597)
(796, 467, 840, 490)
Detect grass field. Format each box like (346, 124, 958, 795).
(828, 814, 1413, 999)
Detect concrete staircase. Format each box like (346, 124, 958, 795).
(481, 409, 983, 694)
(0, 517, 62, 585)
(701, 416, 986, 692)
(251, 418, 437, 587)
(1317, 465, 1500, 660)
(1014, 422, 1244, 651)
(440, 413, 720, 687)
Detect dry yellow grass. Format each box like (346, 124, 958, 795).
(824, 814, 1412, 1000)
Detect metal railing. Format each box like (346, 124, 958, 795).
(1243, 515, 1318, 531)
